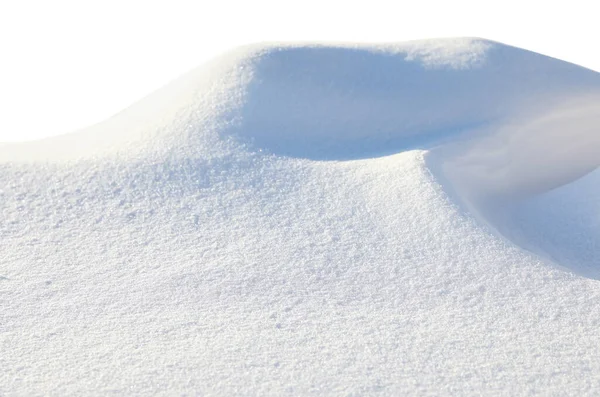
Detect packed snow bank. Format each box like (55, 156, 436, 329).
(3, 38, 600, 395)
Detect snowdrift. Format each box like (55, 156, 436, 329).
(3, 38, 600, 395)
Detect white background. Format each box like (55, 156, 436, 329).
(1, 0, 598, 142)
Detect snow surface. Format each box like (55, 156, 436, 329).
(2, 38, 600, 395)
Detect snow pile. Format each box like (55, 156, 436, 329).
(2, 38, 600, 395)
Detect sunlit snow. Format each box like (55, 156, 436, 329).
(2, 38, 600, 395)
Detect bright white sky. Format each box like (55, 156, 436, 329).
(1, 0, 598, 142)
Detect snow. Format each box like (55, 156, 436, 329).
(2, 37, 600, 395)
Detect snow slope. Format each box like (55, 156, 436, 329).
(2, 38, 600, 395)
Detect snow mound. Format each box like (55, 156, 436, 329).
(3, 38, 600, 395)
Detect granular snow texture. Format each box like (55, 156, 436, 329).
(2, 38, 600, 396)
